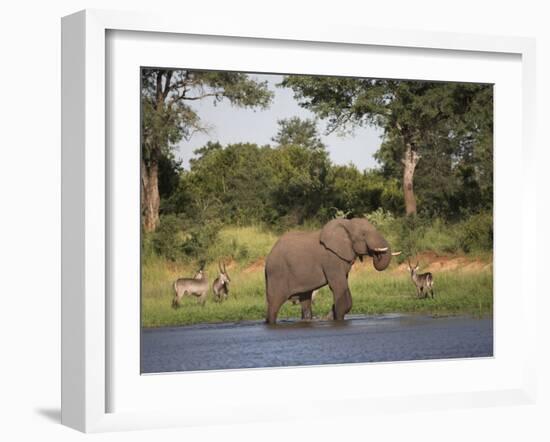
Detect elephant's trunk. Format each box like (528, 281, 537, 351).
(367, 235, 392, 271)
(372, 249, 392, 271)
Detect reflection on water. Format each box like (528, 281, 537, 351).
(141, 314, 493, 374)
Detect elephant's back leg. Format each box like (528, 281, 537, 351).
(266, 296, 287, 324)
(266, 281, 289, 324)
(265, 272, 290, 324)
(265, 251, 290, 324)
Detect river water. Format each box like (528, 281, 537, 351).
(141, 314, 493, 374)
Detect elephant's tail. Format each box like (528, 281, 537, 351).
(264, 267, 270, 323)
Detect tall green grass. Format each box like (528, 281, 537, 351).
(207, 226, 278, 265)
(142, 267, 492, 328)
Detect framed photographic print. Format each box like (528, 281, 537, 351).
(61, 9, 537, 433)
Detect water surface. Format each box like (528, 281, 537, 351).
(141, 314, 493, 373)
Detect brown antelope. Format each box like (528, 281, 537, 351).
(212, 261, 231, 302)
(172, 267, 210, 308)
(407, 259, 434, 299)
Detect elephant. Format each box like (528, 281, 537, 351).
(264, 218, 399, 324)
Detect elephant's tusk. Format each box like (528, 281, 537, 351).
(372, 247, 388, 252)
(391, 251, 402, 256)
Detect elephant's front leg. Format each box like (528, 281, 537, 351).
(298, 291, 313, 320)
(327, 277, 352, 320)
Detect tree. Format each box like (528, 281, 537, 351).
(280, 76, 492, 216)
(376, 83, 493, 218)
(269, 118, 331, 224)
(267, 145, 330, 224)
(141, 69, 273, 231)
(272, 117, 325, 150)
(184, 142, 276, 224)
(327, 165, 403, 217)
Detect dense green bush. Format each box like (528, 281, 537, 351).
(151, 214, 186, 261)
(160, 139, 412, 231)
(364, 210, 422, 261)
(181, 221, 222, 262)
(148, 214, 222, 262)
(365, 210, 493, 257)
(455, 211, 493, 253)
(419, 218, 459, 253)
(365, 208, 396, 230)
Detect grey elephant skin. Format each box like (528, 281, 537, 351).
(265, 218, 395, 324)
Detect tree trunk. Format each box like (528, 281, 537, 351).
(140, 71, 167, 233)
(141, 158, 160, 232)
(402, 144, 421, 216)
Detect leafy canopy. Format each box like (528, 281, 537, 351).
(141, 69, 274, 162)
(280, 75, 493, 218)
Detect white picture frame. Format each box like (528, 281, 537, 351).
(61, 9, 537, 433)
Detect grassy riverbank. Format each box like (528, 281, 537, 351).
(141, 227, 492, 328)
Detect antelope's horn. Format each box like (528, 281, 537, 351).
(223, 261, 227, 273)
(372, 247, 388, 252)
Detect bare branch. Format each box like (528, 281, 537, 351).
(324, 111, 354, 135)
(183, 93, 221, 101)
(169, 91, 221, 107)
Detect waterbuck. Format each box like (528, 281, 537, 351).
(407, 259, 434, 299)
(212, 261, 231, 302)
(172, 267, 210, 308)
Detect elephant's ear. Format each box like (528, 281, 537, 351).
(320, 219, 355, 262)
